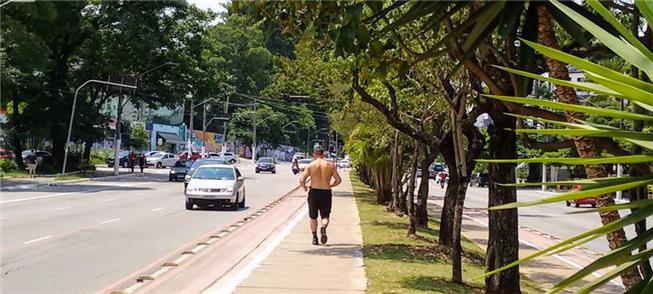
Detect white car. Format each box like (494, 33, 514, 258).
(218, 152, 237, 164)
(298, 158, 312, 172)
(144, 151, 163, 157)
(185, 164, 245, 210)
(146, 152, 178, 168)
(207, 152, 223, 159)
(338, 159, 351, 168)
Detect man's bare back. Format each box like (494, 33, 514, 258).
(300, 158, 341, 191)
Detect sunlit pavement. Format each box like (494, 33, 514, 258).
(0, 161, 298, 293)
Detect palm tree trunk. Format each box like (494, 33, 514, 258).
(537, 5, 642, 288)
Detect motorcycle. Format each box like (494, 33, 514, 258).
(292, 165, 299, 175)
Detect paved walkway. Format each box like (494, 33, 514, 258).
(207, 171, 367, 294)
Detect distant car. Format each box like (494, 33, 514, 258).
(255, 157, 276, 173)
(169, 160, 193, 181)
(293, 152, 307, 161)
(22, 150, 52, 164)
(144, 151, 163, 157)
(298, 158, 312, 172)
(566, 184, 597, 207)
(177, 151, 201, 161)
(338, 159, 351, 168)
(147, 152, 178, 168)
(470, 173, 489, 187)
(207, 152, 222, 159)
(0, 148, 15, 160)
(107, 151, 130, 168)
(218, 152, 237, 164)
(185, 164, 246, 210)
(184, 158, 229, 188)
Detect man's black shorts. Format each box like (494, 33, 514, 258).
(308, 188, 332, 219)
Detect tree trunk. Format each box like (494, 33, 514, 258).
(451, 174, 470, 283)
(390, 131, 400, 212)
(439, 135, 457, 247)
(485, 112, 521, 294)
(11, 94, 25, 169)
(537, 5, 642, 288)
(406, 144, 420, 237)
(416, 144, 435, 228)
(83, 139, 93, 163)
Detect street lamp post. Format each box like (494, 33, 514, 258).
(187, 97, 218, 159)
(62, 80, 136, 177)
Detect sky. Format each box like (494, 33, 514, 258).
(187, 0, 229, 13)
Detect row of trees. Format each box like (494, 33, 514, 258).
(1, 1, 317, 172)
(234, 0, 653, 292)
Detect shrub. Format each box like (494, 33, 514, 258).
(0, 159, 16, 173)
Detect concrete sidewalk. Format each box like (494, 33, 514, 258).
(207, 171, 367, 294)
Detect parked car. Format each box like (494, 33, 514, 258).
(144, 151, 163, 157)
(255, 157, 276, 173)
(184, 158, 229, 188)
(185, 164, 245, 210)
(207, 152, 222, 159)
(0, 148, 15, 160)
(338, 159, 351, 168)
(169, 160, 193, 181)
(298, 158, 312, 172)
(293, 152, 307, 161)
(147, 152, 178, 168)
(218, 152, 237, 164)
(470, 173, 489, 187)
(107, 151, 130, 168)
(566, 184, 597, 207)
(22, 150, 52, 164)
(177, 151, 201, 161)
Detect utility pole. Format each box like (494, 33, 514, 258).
(113, 94, 123, 176)
(222, 95, 230, 152)
(202, 103, 207, 158)
(188, 95, 194, 160)
(252, 102, 257, 163)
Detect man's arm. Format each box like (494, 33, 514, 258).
(300, 164, 311, 191)
(330, 166, 342, 188)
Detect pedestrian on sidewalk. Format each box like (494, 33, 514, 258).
(299, 146, 342, 245)
(138, 153, 145, 173)
(129, 151, 136, 173)
(26, 153, 37, 178)
(438, 171, 448, 189)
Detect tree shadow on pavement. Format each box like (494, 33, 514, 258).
(400, 276, 484, 293)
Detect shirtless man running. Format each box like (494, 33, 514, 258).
(300, 146, 342, 245)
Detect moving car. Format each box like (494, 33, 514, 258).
(107, 151, 130, 168)
(169, 160, 193, 181)
(255, 157, 276, 173)
(218, 152, 237, 164)
(177, 151, 201, 161)
(298, 158, 312, 172)
(566, 184, 597, 207)
(184, 158, 229, 189)
(292, 152, 306, 161)
(185, 164, 245, 210)
(338, 159, 351, 168)
(147, 152, 178, 168)
(470, 173, 489, 187)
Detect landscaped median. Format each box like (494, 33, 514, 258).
(350, 174, 541, 293)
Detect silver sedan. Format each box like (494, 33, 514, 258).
(184, 164, 245, 210)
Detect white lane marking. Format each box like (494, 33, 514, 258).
(102, 198, 116, 202)
(205, 208, 307, 294)
(52, 206, 71, 211)
(1, 183, 140, 204)
(101, 218, 120, 224)
(24, 235, 53, 245)
(151, 207, 164, 212)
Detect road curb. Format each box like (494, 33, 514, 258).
(1, 172, 148, 191)
(100, 185, 303, 294)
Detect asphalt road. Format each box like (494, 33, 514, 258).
(426, 179, 641, 253)
(1, 162, 300, 294)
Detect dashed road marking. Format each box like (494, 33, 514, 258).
(101, 218, 120, 224)
(151, 207, 165, 212)
(102, 198, 116, 202)
(53, 206, 71, 211)
(24, 235, 53, 245)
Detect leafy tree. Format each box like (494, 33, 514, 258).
(127, 124, 149, 150)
